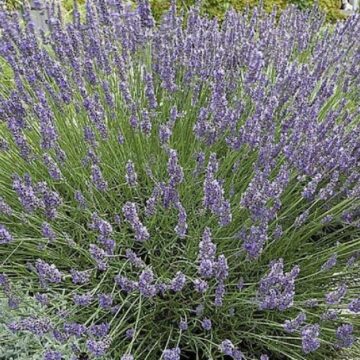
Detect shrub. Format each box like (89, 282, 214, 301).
(0, 1, 359, 359)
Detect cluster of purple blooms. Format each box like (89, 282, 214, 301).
(258, 259, 300, 311)
(0, 0, 359, 359)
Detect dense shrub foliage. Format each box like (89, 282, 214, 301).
(0, 1, 359, 359)
(3, 0, 350, 22)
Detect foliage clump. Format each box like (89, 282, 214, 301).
(0, 1, 359, 359)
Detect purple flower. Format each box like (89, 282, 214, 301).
(214, 281, 226, 307)
(283, 312, 306, 333)
(35, 259, 62, 285)
(125, 249, 145, 268)
(138, 269, 157, 297)
(43, 153, 62, 180)
(294, 210, 310, 228)
(241, 223, 268, 259)
(88, 323, 110, 338)
(121, 355, 134, 360)
(138, 0, 155, 28)
(198, 227, 216, 278)
(144, 71, 157, 110)
(320, 310, 338, 321)
(98, 293, 113, 309)
(170, 271, 186, 292)
(174, 202, 187, 239)
(325, 283, 347, 305)
(159, 123, 173, 145)
(73, 293, 93, 307)
(220, 339, 235, 356)
(8, 296, 20, 309)
(118, 132, 125, 145)
(336, 324, 354, 348)
(321, 254, 337, 271)
(215, 254, 229, 281)
(203, 155, 232, 226)
(35, 293, 49, 306)
(163, 347, 181, 360)
(193, 279, 208, 293)
(167, 149, 184, 186)
(348, 298, 360, 313)
(88, 213, 113, 236)
(91, 165, 108, 192)
(201, 318, 212, 331)
(70, 269, 91, 284)
(0, 197, 12, 215)
(0, 225, 12, 244)
(86, 338, 111, 357)
(125, 328, 136, 339)
(74, 190, 87, 209)
(125, 160, 138, 187)
(122, 202, 150, 242)
(301, 324, 320, 354)
(12, 174, 41, 213)
(258, 259, 300, 311)
(179, 319, 188, 331)
(220, 339, 243, 359)
(63, 322, 87, 338)
(89, 244, 108, 271)
(115, 274, 138, 293)
(140, 110, 152, 136)
(41, 222, 56, 242)
(43, 350, 62, 360)
(8, 317, 52, 336)
(36, 182, 62, 220)
(145, 186, 160, 217)
(304, 298, 318, 308)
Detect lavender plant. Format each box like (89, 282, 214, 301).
(0, 1, 359, 359)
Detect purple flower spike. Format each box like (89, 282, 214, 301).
(201, 318, 212, 331)
(336, 324, 354, 349)
(170, 271, 186, 292)
(122, 202, 150, 242)
(138, 269, 157, 297)
(258, 259, 300, 311)
(41, 222, 56, 242)
(43, 350, 62, 360)
(98, 293, 113, 309)
(321, 253, 337, 271)
(179, 319, 188, 331)
(70, 269, 91, 284)
(167, 149, 184, 186)
(0, 225, 13, 244)
(91, 165, 108, 192)
(86, 338, 111, 357)
(35, 259, 62, 285)
(283, 312, 306, 333)
(125, 160, 138, 187)
(163, 347, 180, 360)
(301, 324, 320, 354)
(121, 355, 134, 360)
(348, 298, 360, 313)
(325, 283, 347, 305)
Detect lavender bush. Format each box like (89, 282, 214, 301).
(0, 1, 359, 359)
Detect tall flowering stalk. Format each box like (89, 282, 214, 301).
(0, 1, 359, 359)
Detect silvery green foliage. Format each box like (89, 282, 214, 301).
(0, 0, 359, 359)
(0, 297, 76, 359)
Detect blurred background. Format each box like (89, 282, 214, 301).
(2, 0, 355, 22)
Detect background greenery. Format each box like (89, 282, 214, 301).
(4, 0, 349, 22)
